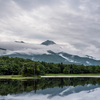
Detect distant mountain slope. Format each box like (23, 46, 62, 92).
(0, 40, 100, 65)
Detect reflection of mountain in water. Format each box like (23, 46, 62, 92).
(1, 86, 100, 100)
(32, 84, 99, 98)
(0, 78, 100, 96)
(12, 84, 99, 99)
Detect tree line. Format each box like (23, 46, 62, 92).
(0, 56, 100, 76)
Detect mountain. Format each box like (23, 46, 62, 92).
(41, 40, 56, 46)
(15, 41, 25, 43)
(0, 48, 6, 50)
(0, 40, 100, 65)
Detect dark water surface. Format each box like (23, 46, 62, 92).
(0, 78, 100, 100)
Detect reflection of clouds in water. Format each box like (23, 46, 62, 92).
(0, 94, 50, 100)
(0, 88, 100, 100)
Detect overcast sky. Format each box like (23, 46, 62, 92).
(0, 0, 100, 59)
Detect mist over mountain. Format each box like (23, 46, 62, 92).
(0, 40, 100, 65)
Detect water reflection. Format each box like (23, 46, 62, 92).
(0, 78, 100, 100)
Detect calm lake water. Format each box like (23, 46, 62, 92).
(0, 78, 100, 100)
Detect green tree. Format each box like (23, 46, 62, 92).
(21, 64, 27, 76)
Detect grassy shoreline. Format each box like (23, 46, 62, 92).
(0, 74, 100, 79)
(0, 75, 41, 80)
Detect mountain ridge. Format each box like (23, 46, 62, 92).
(0, 40, 100, 65)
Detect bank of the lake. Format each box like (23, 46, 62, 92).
(0, 75, 40, 80)
(41, 74, 100, 78)
(1, 74, 100, 79)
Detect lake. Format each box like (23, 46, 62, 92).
(0, 78, 100, 100)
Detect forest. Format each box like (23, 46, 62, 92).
(0, 56, 100, 76)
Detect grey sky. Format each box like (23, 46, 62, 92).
(0, 0, 100, 59)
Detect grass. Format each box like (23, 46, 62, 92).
(0, 75, 41, 80)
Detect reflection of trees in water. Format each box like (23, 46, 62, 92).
(0, 78, 100, 95)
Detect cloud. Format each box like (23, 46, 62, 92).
(0, 0, 100, 59)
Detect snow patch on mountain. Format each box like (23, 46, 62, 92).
(59, 54, 75, 62)
(59, 86, 74, 95)
(86, 61, 91, 65)
(59, 54, 80, 63)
